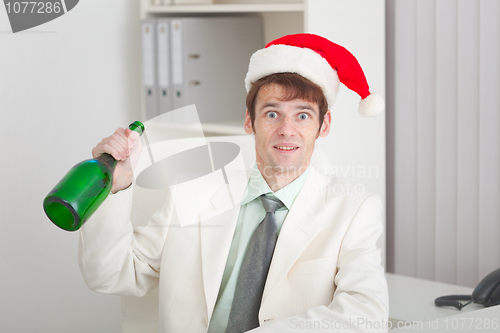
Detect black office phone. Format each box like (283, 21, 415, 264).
(435, 267, 500, 310)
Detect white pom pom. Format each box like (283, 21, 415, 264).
(358, 93, 385, 117)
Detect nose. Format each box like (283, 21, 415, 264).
(277, 117, 296, 137)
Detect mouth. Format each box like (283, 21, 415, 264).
(274, 145, 299, 152)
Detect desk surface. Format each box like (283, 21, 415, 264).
(390, 305, 500, 332)
(386, 273, 485, 323)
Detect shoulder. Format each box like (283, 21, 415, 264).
(308, 166, 382, 214)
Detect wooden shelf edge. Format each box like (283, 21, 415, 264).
(202, 120, 246, 135)
(142, 3, 304, 14)
(147, 119, 246, 136)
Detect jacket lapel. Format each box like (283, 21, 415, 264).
(261, 166, 326, 303)
(198, 165, 327, 316)
(199, 168, 249, 318)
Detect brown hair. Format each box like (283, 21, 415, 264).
(245, 72, 328, 130)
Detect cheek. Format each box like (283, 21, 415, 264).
(303, 129, 319, 146)
(255, 122, 276, 140)
(254, 133, 267, 153)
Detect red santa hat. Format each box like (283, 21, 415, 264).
(244, 33, 384, 117)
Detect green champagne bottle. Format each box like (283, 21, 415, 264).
(43, 121, 145, 231)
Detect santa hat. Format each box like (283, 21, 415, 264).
(244, 33, 384, 117)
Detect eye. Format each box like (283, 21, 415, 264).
(299, 113, 309, 120)
(267, 111, 278, 119)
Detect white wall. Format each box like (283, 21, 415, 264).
(0, 1, 141, 332)
(307, 0, 386, 264)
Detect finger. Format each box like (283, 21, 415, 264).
(105, 137, 129, 160)
(91, 137, 118, 158)
(99, 142, 125, 161)
(113, 128, 130, 150)
(125, 128, 141, 149)
(91, 146, 102, 159)
(107, 129, 131, 157)
(124, 128, 134, 149)
(91, 127, 130, 159)
(98, 131, 129, 160)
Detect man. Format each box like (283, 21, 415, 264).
(79, 34, 389, 332)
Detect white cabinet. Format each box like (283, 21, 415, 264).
(139, 0, 305, 136)
(141, 1, 305, 46)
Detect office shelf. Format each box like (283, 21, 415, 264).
(144, 119, 246, 139)
(201, 119, 246, 135)
(143, 3, 304, 15)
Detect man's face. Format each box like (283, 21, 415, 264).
(244, 83, 331, 177)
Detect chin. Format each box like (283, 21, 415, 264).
(257, 151, 307, 176)
(270, 161, 307, 176)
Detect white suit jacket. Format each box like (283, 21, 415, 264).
(78, 165, 389, 332)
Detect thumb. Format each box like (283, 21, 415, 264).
(125, 128, 139, 148)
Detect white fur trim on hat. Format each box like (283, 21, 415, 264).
(358, 93, 385, 117)
(244, 44, 340, 108)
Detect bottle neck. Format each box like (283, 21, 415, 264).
(95, 153, 118, 172)
(129, 121, 144, 135)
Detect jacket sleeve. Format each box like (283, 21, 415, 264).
(78, 184, 173, 297)
(250, 194, 389, 333)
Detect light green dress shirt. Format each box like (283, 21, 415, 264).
(207, 164, 310, 333)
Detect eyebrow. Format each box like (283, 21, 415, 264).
(295, 104, 317, 113)
(261, 102, 281, 109)
(260, 102, 318, 114)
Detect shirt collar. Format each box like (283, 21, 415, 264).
(241, 163, 310, 210)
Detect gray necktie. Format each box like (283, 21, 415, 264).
(225, 195, 284, 333)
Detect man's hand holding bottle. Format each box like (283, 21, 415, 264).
(92, 127, 143, 194)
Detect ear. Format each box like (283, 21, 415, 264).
(244, 109, 253, 134)
(319, 110, 331, 138)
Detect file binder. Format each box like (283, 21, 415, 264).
(141, 19, 158, 120)
(169, 16, 263, 124)
(173, 1, 212, 5)
(152, 0, 172, 5)
(171, 19, 185, 122)
(156, 19, 174, 122)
